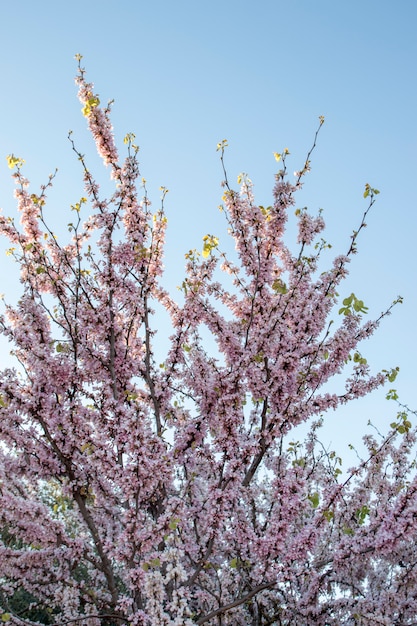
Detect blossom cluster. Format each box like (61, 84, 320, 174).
(0, 60, 413, 626)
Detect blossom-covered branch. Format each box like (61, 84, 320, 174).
(0, 57, 413, 626)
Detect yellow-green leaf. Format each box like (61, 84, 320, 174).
(308, 492, 319, 508)
(169, 517, 180, 530)
(6, 154, 24, 169)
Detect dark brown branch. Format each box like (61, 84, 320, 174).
(196, 582, 275, 624)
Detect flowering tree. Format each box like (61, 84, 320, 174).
(0, 57, 415, 626)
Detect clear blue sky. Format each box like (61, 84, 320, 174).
(0, 0, 416, 458)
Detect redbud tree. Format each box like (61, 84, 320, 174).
(0, 57, 416, 626)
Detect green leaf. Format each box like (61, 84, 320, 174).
(356, 505, 370, 525)
(388, 367, 399, 383)
(230, 558, 238, 568)
(272, 279, 288, 294)
(353, 352, 367, 365)
(363, 183, 380, 198)
(308, 492, 319, 508)
(292, 458, 306, 468)
(169, 517, 180, 530)
(339, 293, 368, 316)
